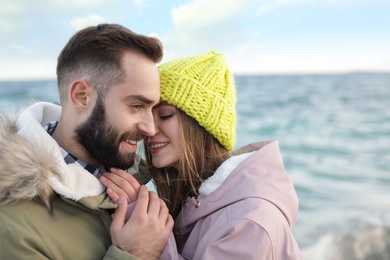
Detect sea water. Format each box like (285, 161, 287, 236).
(1, 73, 389, 259)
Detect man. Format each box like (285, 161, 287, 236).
(0, 24, 173, 259)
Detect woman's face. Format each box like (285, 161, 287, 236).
(146, 102, 181, 168)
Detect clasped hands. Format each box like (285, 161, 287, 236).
(100, 168, 173, 260)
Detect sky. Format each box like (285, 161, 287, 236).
(1, 0, 389, 80)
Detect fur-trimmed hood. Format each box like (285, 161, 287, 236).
(0, 102, 105, 208)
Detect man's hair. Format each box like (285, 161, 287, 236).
(144, 109, 230, 219)
(56, 23, 163, 104)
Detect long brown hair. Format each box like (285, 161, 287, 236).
(144, 109, 230, 219)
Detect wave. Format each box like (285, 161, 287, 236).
(302, 211, 390, 260)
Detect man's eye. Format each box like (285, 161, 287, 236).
(132, 104, 143, 110)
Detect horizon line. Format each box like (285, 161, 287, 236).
(1, 70, 390, 82)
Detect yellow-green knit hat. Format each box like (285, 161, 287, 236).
(158, 51, 236, 151)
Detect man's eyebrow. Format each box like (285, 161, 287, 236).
(122, 95, 154, 104)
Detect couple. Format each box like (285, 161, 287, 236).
(0, 24, 302, 259)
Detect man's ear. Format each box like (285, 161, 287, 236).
(69, 80, 95, 112)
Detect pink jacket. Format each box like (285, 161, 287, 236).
(158, 141, 302, 259)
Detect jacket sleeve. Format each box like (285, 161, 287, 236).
(0, 227, 51, 259)
(196, 220, 275, 260)
(193, 218, 302, 260)
(159, 233, 186, 260)
(104, 245, 141, 260)
(0, 217, 140, 260)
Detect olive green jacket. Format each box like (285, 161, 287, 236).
(0, 102, 149, 259)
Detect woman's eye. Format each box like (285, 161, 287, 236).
(160, 114, 173, 120)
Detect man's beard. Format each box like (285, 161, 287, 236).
(74, 97, 143, 170)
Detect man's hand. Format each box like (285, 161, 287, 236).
(110, 185, 174, 259)
(100, 168, 141, 204)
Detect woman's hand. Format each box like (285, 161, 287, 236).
(100, 168, 141, 204)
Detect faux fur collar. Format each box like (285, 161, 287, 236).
(198, 152, 254, 196)
(0, 102, 105, 208)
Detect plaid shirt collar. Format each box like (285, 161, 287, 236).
(44, 121, 106, 178)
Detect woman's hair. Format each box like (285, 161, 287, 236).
(144, 109, 231, 219)
(56, 23, 163, 105)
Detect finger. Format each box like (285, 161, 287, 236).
(106, 187, 120, 203)
(159, 200, 173, 232)
(157, 198, 173, 229)
(110, 197, 128, 235)
(101, 169, 140, 203)
(158, 199, 169, 221)
(166, 214, 174, 231)
(110, 168, 141, 188)
(146, 191, 160, 216)
(132, 185, 149, 216)
(109, 168, 141, 198)
(100, 175, 131, 203)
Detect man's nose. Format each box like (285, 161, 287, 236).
(138, 111, 156, 137)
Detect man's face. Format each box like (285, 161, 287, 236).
(75, 96, 143, 169)
(75, 51, 160, 169)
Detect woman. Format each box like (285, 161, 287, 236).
(102, 51, 303, 259)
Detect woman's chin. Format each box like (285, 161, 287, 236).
(152, 158, 177, 169)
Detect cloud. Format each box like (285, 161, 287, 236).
(172, 0, 248, 30)
(161, 0, 256, 59)
(52, 0, 105, 8)
(0, 1, 25, 15)
(0, 0, 144, 80)
(0, 0, 96, 15)
(0, 0, 389, 80)
(237, 42, 268, 55)
(70, 15, 110, 30)
(133, 0, 144, 6)
(0, 0, 112, 38)
(162, 0, 384, 72)
(0, 0, 135, 17)
(255, 0, 361, 14)
(165, 0, 341, 56)
(0, 19, 14, 34)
